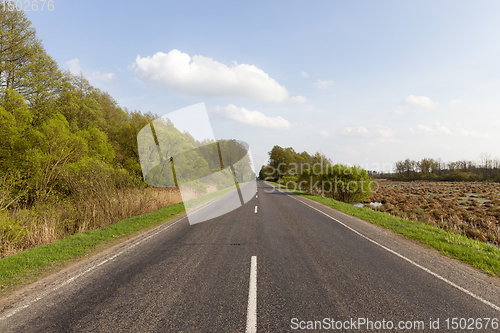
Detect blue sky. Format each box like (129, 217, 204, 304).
(25, 0, 500, 171)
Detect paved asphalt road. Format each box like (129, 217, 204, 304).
(2, 181, 500, 332)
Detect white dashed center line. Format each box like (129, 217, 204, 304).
(246, 256, 257, 333)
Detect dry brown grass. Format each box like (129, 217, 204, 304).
(369, 181, 500, 245)
(0, 187, 183, 258)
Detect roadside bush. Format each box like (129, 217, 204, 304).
(281, 176, 298, 188)
(299, 164, 374, 203)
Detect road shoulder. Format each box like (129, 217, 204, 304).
(0, 212, 187, 314)
(267, 182, 500, 311)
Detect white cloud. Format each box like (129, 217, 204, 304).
(455, 128, 470, 136)
(411, 124, 439, 134)
(214, 104, 292, 129)
(89, 71, 116, 84)
(410, 123, 488, 137)
(340, 124, 394, 141)
(320, 130, 334, 138)
(455, 128, 487, 137)
(417, 124, 433, 132)
(392, 109, 404, 115)
(290, 95, 307, 103)
(448, 99, 462, 106)
(454, 127, 488, 137)
(299, 71, 309, 77)
(376, 126, 395, 139)
(437, 125, 452, 135)
(403, 95, 439, 108)
(314, 79, 333, 89)
(341, 126, 369, 137)
(64, 58, 115, 84)
(131, 49, 289, 102)
(65, 58, 81, 75)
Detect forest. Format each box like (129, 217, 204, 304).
(387, 154, 500, 182)
(0, 10, 252, 257)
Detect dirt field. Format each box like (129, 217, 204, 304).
(368, 181, 500, 245)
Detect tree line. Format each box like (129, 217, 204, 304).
(259, 145, 373, 203)
(390, 153, 500, 182)
(0, 9, 253, 256)
(1, 9, 164, 209)
(0, 8, 254, 208)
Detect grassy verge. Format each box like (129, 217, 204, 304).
(0, 182, 254, 292)
(0, 202, 186, 291)
(270, 182, 500, 276)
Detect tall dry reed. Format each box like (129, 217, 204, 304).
(0, 187, 183, 258)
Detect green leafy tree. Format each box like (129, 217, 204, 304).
(0, 89, 32, 171)
(77, 127, 115, 163)
(0, 9, 37, 92)
(26, 114, 86, 199)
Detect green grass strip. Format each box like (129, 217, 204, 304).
(270, 182, 500, 276)
(0, 182, 254, 290)
(0, 202, 186, 290)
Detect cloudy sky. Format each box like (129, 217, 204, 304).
(26, 0, 500, 172)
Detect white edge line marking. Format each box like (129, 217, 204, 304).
(0, 215, 186, 321)
(246, 256, 257, 333)
(267, 183, 500, 313)
(1, 188, 256, 321)
(1, 189, 255, 321)
(254, 206, 258, 214)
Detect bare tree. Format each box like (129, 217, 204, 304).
(432, 158, 443, 175)
(479, 152, 492, 178)
(403, 158, 415, 177)
(493, 157, 500, 175)
(395, 160, 405, 175)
